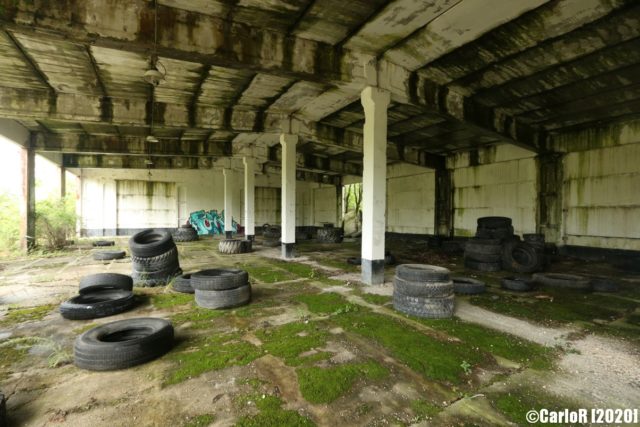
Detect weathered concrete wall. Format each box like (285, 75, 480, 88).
(450, 144, 537, 236)
(561, 138, 640, 251)
(386, 163, 436, 234)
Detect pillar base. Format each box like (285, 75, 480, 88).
(225, 231, 233, 239)
(247, 235, 255, 242)
(362, 259, 385, 285)
(281, 243, 295, 259)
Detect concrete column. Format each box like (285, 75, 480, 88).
(19, 138, 36, 252)
(243, 157, 255, 241)
(360, 86, 390, 285)
(60, 166, 66, 198)
(434, 167, 453, 237)
(280, 133, 298, 258)
(223, 168, 234, 239)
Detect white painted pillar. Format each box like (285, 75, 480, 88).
(223, 168, 234, 239)
(243, 156, 255, 240)
(360, 86, 390, 285)
(280, 133, 298, 258)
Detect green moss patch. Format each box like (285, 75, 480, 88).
(268, 260, 318, 279)
(184, 414, 215, 427)
(0, 304, 54, 326)
(490, 387, 585, 426)
(358, 293, 392, 306)
(410, 399, 442, 421)
(256, 322, 328, 366)
(0, 339, 29, 381)
(295, 293, 354, 315)
(241, 263, 295, 283)
(297, 361, 388, 404)
(151, 292, 193, 309)
(170, 307, 224, 329)
(235, 395, 314, 427)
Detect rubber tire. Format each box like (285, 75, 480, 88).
(502, 241, 542, 274)
(317, 227, 343, 243)
(465, 238, 502, 263)
(477, 216, 512, 228)
(452, 277, 486, 295)
(263, 238, 280, 247)
(241, 240, 253, 253)
(393, 276, 453, 298)
(74, 317, 174, 371)
(346, 257, 361, 265)
(219, 239, 245, 254)
(79, 273, 133, 294)
(93, 250, 126, 261)
(590, 278, 619, 293)
(501, 277, 534, 292)
(131, 247, 179, 272)
(191, 268, 249, 291)
(129, 229, 174, 258)
(132, 266, 182, 287)
(523, 233, 545, 243)
(92, 240, 115, 247)
(60, 290, 136, 320)
(172, 273, 194, 294)
(395, 264, 450, 282)
(532, 273, 591, 290)
(393, 294, 454, 319)
(464, 259, 501, 272)
(173, 227, 198, 242)
(195, 285, 251, 309)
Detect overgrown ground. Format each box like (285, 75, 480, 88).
(0, 235, 638, 426)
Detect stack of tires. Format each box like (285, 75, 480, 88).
(219, 239, 252, 254)
(502, 238, 543, 273)
(263, 224, 281, 247)
(464, 238, 503, 272)
(316, 226, 343, 243)
(475, 217, 514, 240)
(173, 224, 198, 242)
(392, 264, 454, 319)
(60, 273, 136, 320)
(191, 269, 251, 309)
(129, 229, 182, 287)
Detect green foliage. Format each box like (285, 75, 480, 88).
(150, 292, 193, 309)
(295, 293, 350, 314)
(255, 322, 328, 366)
(358, 293, 392, 306)
(0, 336, 72, 371)
(0, 304, 54, 326)
(170, 307, 224, 329)
(36, 195, 77, 249)
(235, 395, 315, 427)
(491, 387, 585, 427)
(411, 399, 442, 420)
(184, 414, 215, 427)
(0, 191, 20, 254)
(297, 361, 388, 404)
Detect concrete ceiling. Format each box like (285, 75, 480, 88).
(0, 0, 638, 177)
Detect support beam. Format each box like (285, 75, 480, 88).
(537, 151, 564, 244)
(60, 166, 66, 198)
(223, 168, 234, 239)
(243, 156, 256, 241)
(20, 135, 36, 252)
(280, 133, 298, 259)
(360, 86, 390, 285)
(434, 167, 453, 237)
(62, 154, 215, 169)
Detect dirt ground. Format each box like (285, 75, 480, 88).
(1, 235, 639, 427)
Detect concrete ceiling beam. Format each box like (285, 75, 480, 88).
(61, 154, 215, 169)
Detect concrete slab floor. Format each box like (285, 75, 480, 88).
(0, 236, 639, 426)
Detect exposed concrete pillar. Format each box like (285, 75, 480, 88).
(537, 152, 565, 245)
(360, 86, 390, 285)
(223, 168, 234, 239)
(434, 167, 453, 237)
(243, 157, 255, 241)
(60, 166, 66, 198)
(19, 136, 36, 252)
(280, 133, 298, 258)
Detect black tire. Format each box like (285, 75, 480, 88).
(384, 252, 397, 265)
(264, 226, 281, 239)
(219, 239, 245, 254)
(501, 277, 534, 292)
(191, 268, 249, 291)
(346, 257, 361, 265)
(74, 318, 174, 371)
(79, 273, 133, 294)
(532, 273, 591, 290)
(129, 229, 174, 258)
(179, 224, 193, 229)
(0, 392, 5, 427)
(132, 266, 182, 287)
(60, 290, 136, 320)
(590, 278, 619, 293)
(172, 273, 194, 294)
(502, 241, 542, 273)
(393, 294, 454, 319)
(477, 217, 512, 228)
(241, 240, 253, 253)
(452, 277, 486, 295)
(195, 285, 251, 309)
(93, 250, 126, 261)
(395, 264, 450, 282)
(173, 226, 198, 242)
(393, 276, 453, 298)
(92, 240, 115, 247)
(316, 227, 343, 243)
(464, 259, 501, 272)
(464, 238, 502, 262)
(131, 247, 179, 272)
(263, 238, 280, 247)
(523, 233, 544, 243)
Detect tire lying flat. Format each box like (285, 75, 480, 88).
(452, 277, 486, 295)
(129, 229, 174, 258)
(79, 273, 133, 294)
(532, 273, 591, 290)
(191, 269, 249, 291)
(60, 290, 135, 320)
(395, 264, 450, 282)
(93, 250, 126, 261)
(393, 276, 453, 298)
(74, 317, 174, 371)
(92, 240, 115, 247)
(195, 285, 251, 309)
(392, 293, 454, 319)
(172, 273, 194, 293)
(501, 277, 534, 292)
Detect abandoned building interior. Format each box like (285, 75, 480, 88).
(0, 0, 639, 425)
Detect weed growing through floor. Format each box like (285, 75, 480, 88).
(183, 414, 215, 427)
(255, 322, 328, 366)
(268, 260, 317, 279)
(358, 293, 392, 306)
(170, 306, 224, 329)
(150, 292, 194, 309)
(240, 263, 295, 283)
(294, 293, 351, 314)
(297, 361, 388, 404)
(0, 336, 72, 370)
(410, 399, 442, 422)
(0, 304, 55, 327)
(235, 394, 315, 427)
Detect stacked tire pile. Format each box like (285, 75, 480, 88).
(392, 264, 454, 318)
(219, 238, 252, 254)
(129, 229, 182, 287)
(263, 224, 281, 247)
(173, 224, 198, 242)
(60, 273, 136, 320)
(316, 226, 343, 243)
(191, 269, 251, 309)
